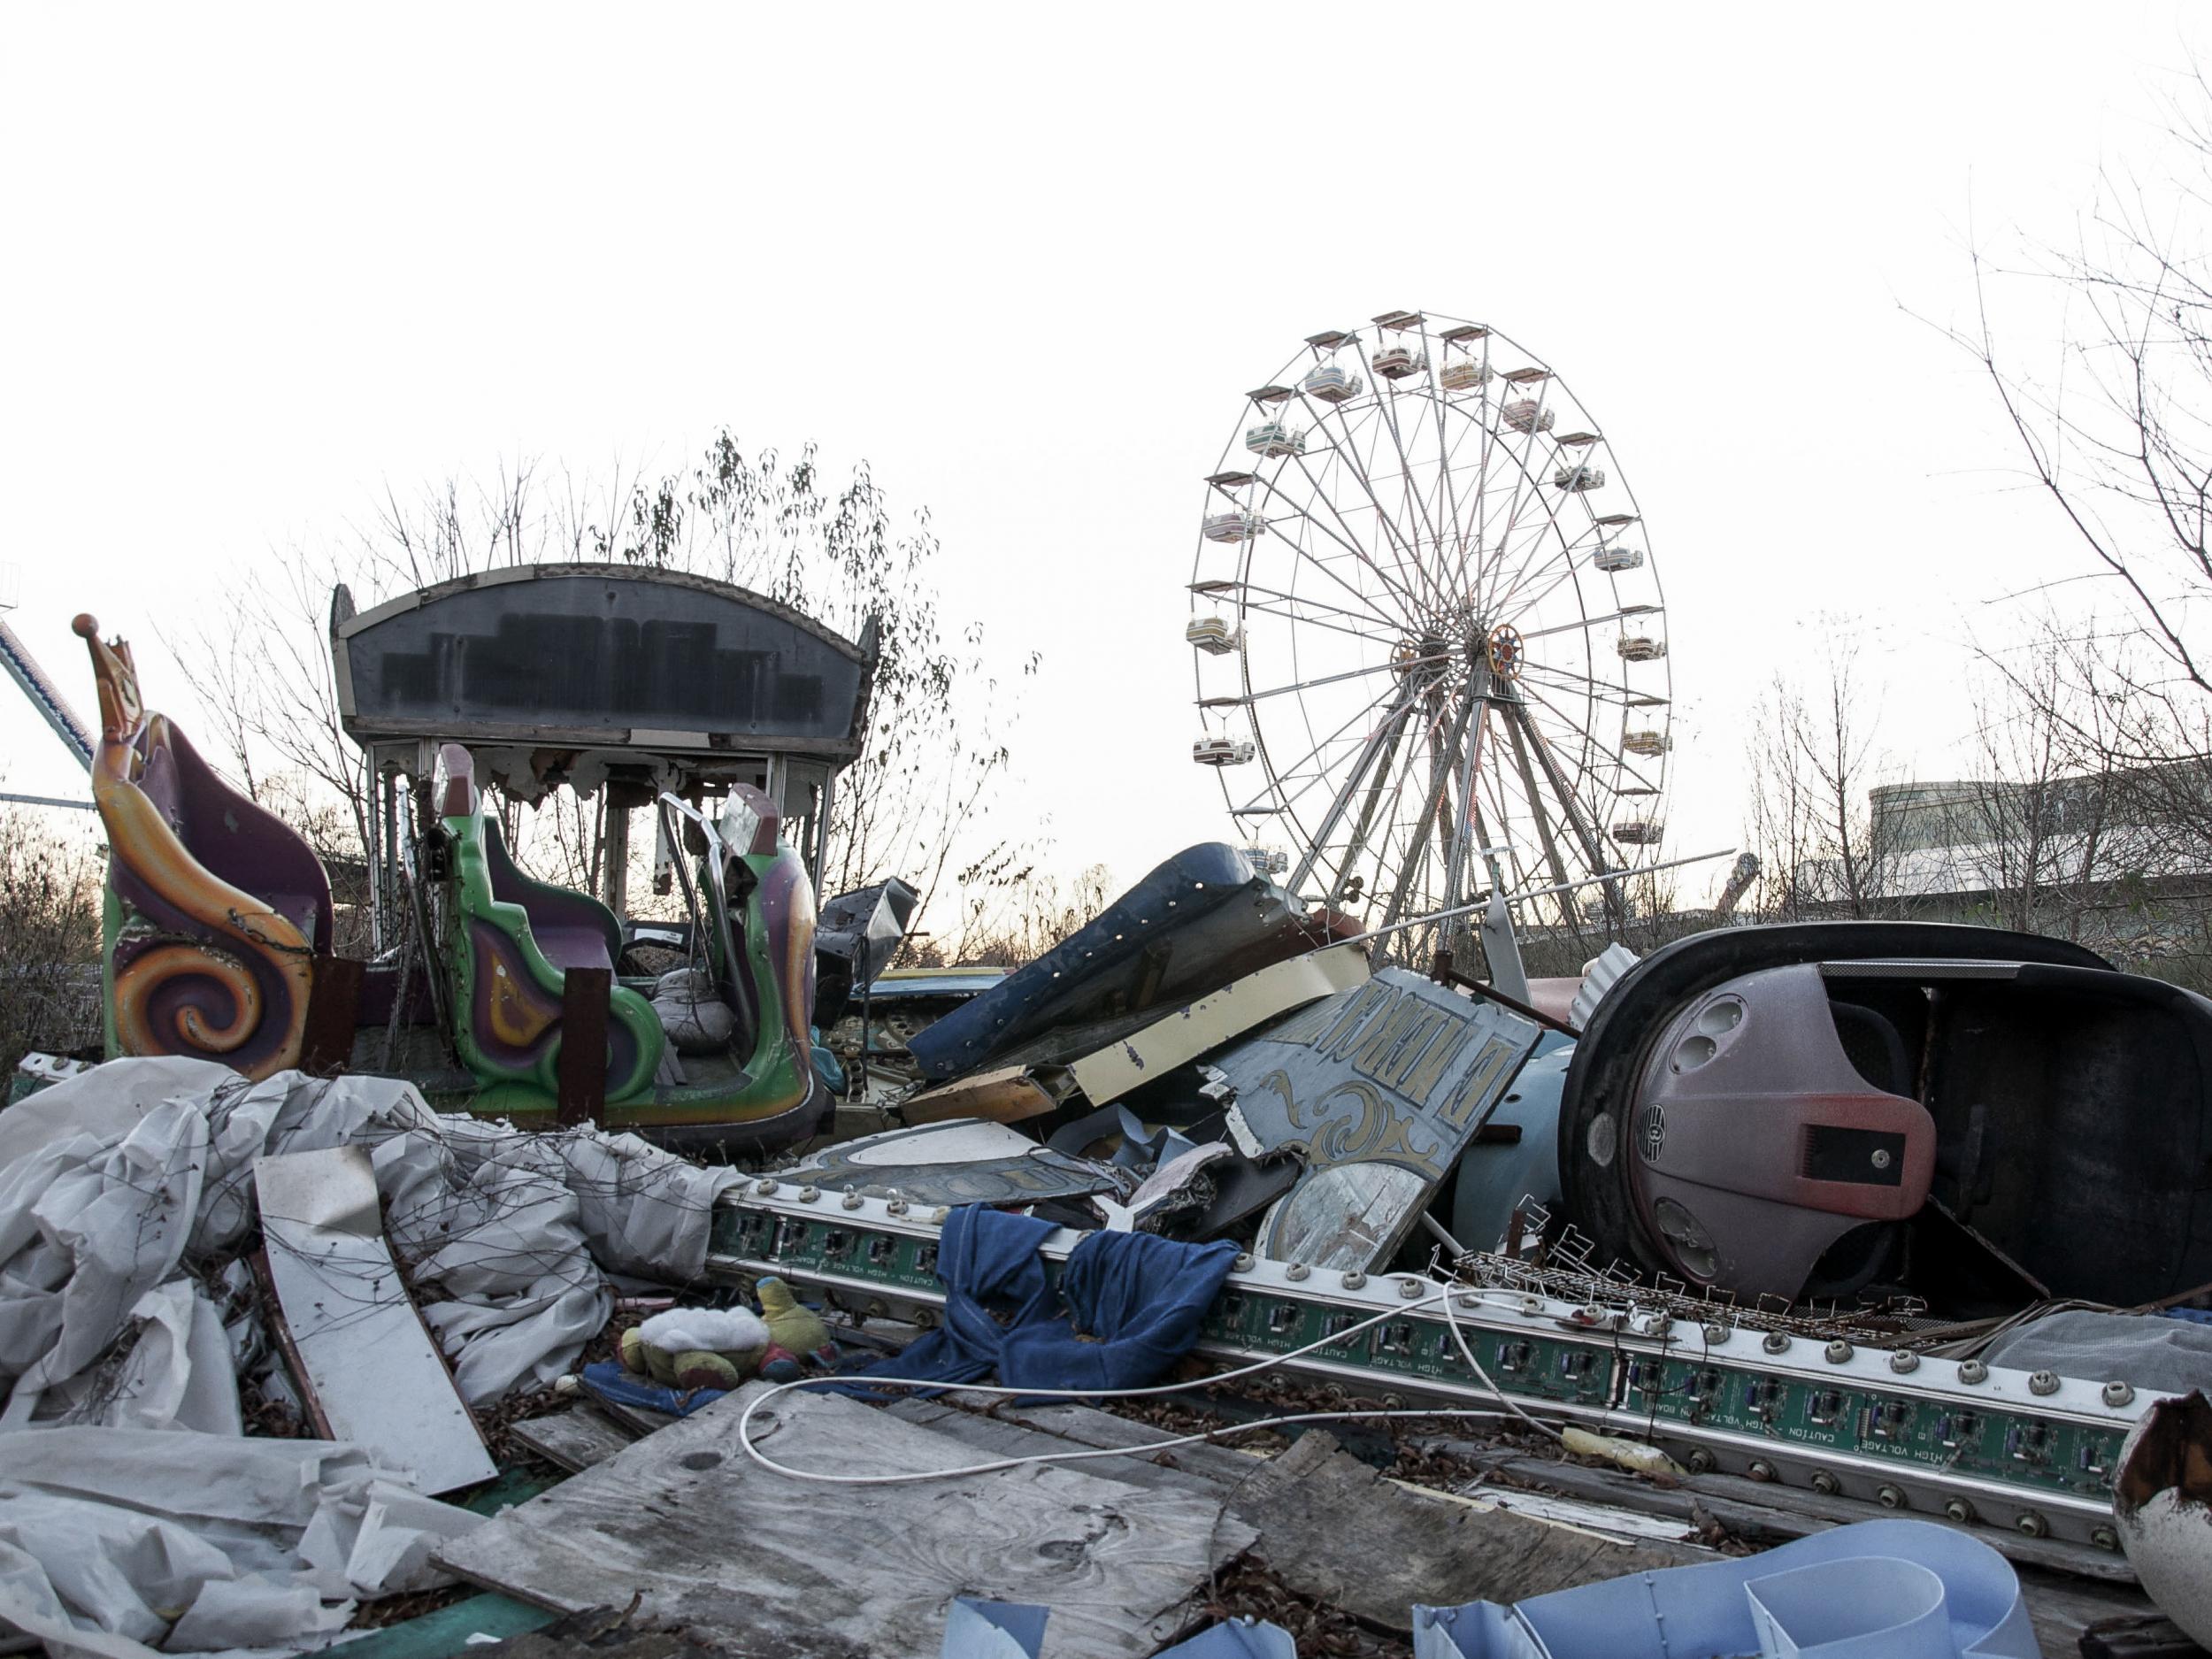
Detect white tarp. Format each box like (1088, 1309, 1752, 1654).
(0, 1425, 483, 1659)
(0, 1057, 748, 1655)
(2, 1059, 742, 1425)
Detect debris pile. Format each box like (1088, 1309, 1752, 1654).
(8, 580, 2212, 1656)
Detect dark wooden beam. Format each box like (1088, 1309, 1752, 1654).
(557, 967, 612, 1127)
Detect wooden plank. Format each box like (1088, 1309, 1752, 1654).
(1066, 942, 1371, 1106)
(511, 1406, 637, 1473)
(2017, 1568, 2169, 1659)
(557, 967, 611, 1126)
(434, 1385, 1255, 1659)
(902, 1064, 1058, 1125)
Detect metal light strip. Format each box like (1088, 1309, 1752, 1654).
(703, 1186, 2144, 1551)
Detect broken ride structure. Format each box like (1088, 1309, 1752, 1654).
(74, 563, 884, 1151)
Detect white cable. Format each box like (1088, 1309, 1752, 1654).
(733, 1281, 1566, 1487)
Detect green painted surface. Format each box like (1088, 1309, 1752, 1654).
(442, 809, 664, 1102)
(339, 1593, 554, 1659)
(456, 1466, 557, 1517)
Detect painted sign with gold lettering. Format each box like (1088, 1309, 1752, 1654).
(1213, 968, 1540, 1270)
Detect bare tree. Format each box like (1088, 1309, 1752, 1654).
(1742, 634, 1901, 919)
(936, 863, 1118, 968)
(1957, 65, 2212, 731)
(171, 435, 1039, 935)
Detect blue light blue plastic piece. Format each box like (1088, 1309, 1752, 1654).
(1154, 1619, 1297, 1659)
(1410, 1520, 2040, 1659)
(940, 1604, 1294, 1659)
(941, 1597, 1048, 1659)
(1450, 1028, 1573, 1247)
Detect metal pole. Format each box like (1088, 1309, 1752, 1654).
(365, 757, 384, 955)
(1334, 847, 1738, 951)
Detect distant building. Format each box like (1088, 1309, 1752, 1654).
(1796, 763, 2212, 974)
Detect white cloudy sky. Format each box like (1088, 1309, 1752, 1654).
(2, 4, 2202, 914)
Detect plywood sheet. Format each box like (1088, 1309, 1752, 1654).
(511, 1406, 637, 1472)
(434, 1384, 1255, 1659)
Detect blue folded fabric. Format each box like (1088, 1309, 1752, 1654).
(579, 1359, 726, 1418)
(861, 1203, 1240, 1394)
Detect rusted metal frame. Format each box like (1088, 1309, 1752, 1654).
(1429, 949, 1581, 1041)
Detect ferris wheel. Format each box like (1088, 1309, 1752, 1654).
(1188, 310, 1671, 962)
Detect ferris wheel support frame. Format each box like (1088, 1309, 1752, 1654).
(1502, 695, 1624, 930)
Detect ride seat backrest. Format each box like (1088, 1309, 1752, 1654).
(437, 741, 623, 973)
(481, 817, 621, 973)
(140, 718, 333, 950)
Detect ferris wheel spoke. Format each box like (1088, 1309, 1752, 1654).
(1236, 595, 1409, 649)
(1495, 549, 1608, 626)
(1307, 382, 1442, 611)
(1279, 439, 1429, 619)
(1251, 672, 1418, 822)
(1248, 481, 1425, 630)
(1472, 433, 1563, 618)
(1356, 342, 1450, 601)
(1285, 680, 1418, 895)
(1428, 386, 1486, 583)
(1514, 680, 1662, 827)
(1231, 578, 1408, 637)
(1247, 651, 1447, 704)
(1513, 605, 1656, 644)
(1500, 696, 1621, 918)
(1517, 657, 1657, 709)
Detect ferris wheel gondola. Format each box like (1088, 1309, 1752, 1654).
(1186, 309, 1673, 963)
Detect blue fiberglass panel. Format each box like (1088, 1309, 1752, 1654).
(907, 844, 1273, 1082)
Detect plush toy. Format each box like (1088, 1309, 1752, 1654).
(757, 1277, 836, 1362)
(619, 1307, 770, 1393)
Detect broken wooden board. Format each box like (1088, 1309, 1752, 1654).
(1067, 942, 1372, 1107)
(510, 1406, 637, 1473)
(902, 1064, 1059, 1125)
(434, 1383, 1256, 1659)
(254, 1144, 495, 1494)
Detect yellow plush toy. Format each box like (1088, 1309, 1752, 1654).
(757, 1276, 835, 1364)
